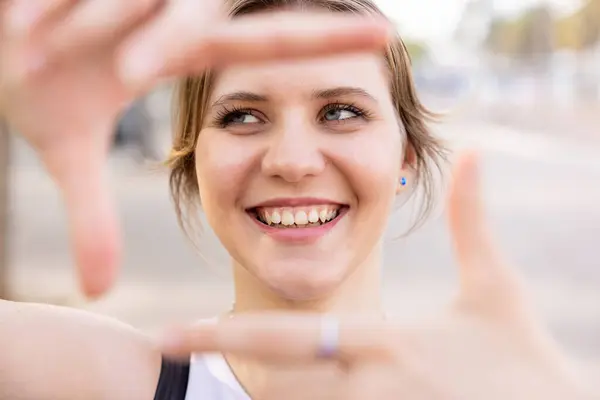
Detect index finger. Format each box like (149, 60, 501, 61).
(448, 152, 529, 317)
(160, 313, 395, 364)
(117, 11, 392, 88)
(40, 130, 120, 298)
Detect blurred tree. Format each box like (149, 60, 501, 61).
(516, 5, 555, 58)
(486, 5, 556, 59)
(555, 0, 600, 50)
(578, 0, 600, 48)
(555, 0, 600, 101)
(555, 11, 583, 50)
(485, 17, 521, 54)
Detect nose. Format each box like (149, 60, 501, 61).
(261, 119, 326, 183)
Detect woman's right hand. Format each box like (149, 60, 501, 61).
(160, 152, 599, 400)
(0, 0, 391, 298)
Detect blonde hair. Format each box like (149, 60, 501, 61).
(168, 0, 447, 241)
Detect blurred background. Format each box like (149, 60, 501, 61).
(1, 0, 599, 365)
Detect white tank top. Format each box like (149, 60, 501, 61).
(184, 318, 250, 399)
(185, 352, 250, 399)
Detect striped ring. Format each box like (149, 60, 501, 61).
(317, 315, 340, 359)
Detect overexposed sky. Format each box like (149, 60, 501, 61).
(375, 0, 583, 42)
(375, 0, 469, 41)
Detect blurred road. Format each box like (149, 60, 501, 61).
(6, 119, 600, 362)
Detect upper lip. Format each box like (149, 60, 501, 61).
(248, 197, 346, 209)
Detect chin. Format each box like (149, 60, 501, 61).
(260, 258, 349, 302)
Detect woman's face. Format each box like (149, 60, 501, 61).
(195, 45, 406, 300)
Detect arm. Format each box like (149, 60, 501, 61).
(0, 300, 162, 400)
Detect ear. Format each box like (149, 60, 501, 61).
(396, 143, 416, 194)
(403, 142, 417, 167)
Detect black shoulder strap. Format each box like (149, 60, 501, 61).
(154, 357, 191, 400)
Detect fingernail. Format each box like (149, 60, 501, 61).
(119, 47, 160, 89)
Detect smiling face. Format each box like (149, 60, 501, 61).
(193, 52, 407, 300)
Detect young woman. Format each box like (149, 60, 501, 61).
(0, 0, 595, 399)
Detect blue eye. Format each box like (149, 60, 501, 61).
(321, 104, 365, 122)
(323, 108, 359, 121)
(225, 111, 261, 124)
(216, 107, 263, 128)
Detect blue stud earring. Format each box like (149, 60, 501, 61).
(400, 177, 407, 186)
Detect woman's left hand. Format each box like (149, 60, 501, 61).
(159, 152, 598, 400)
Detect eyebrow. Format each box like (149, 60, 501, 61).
(211, 92, 268, 109)
(210, 86, 377, 109)
(312, 87, 377, 102)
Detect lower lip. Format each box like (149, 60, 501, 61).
(249, 208, 349, 243)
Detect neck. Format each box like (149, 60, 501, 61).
(226, 248, 384, 397)
(230, 247, 385, 316)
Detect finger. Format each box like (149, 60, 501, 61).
(47, 0, 164, 57)
(160, 314, 395, 364)
(447, 152, 524, 309)
(118, 12, 392, 88)
(41, 129, 120, 299)
(0, 1, 8, 40)
(448, 152, 494, 275)
(0, 0, 9, 21)
(4, 0, 78, 36)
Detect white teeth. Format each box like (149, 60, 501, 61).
(255, 205, 342, 227)
(308, 209, 319, 223)
(281, 210, 294, 226)
(271, 211, 281, 224)
(294, 211, 308, 225)
(319, 210, 328, 223)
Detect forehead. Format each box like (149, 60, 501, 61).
(209, 53, 391, 101)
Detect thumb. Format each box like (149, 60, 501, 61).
(448, 151, 524, 311)
(41, 130, 120, 298)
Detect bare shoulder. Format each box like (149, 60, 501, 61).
(0, 300, 162, 400)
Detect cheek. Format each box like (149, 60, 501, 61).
(330, 126, 402, 206)
(194, 132, 257, 214)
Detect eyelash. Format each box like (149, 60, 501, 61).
(214, 103, 371, 128)
(214, 105, 258, 128)
(320, 103, 370, 122)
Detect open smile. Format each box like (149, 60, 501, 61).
(245, 201, 349, 242)
(250, 204, 347, 228)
